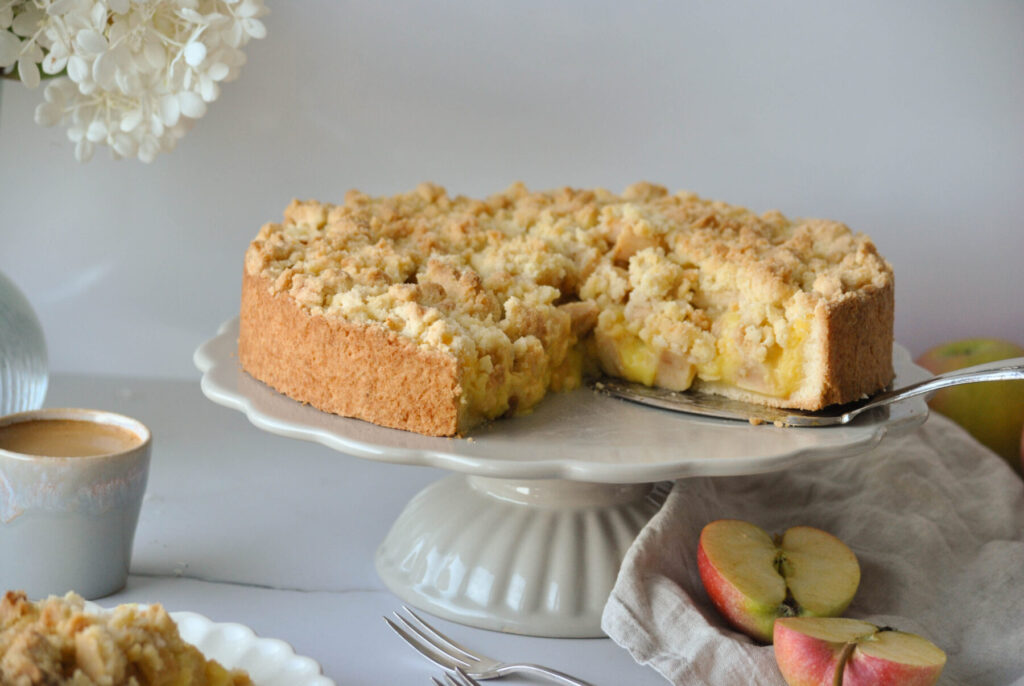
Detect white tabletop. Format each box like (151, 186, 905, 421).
(47, 372, 665, 686)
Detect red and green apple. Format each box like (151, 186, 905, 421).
(773, 616, 946, 686)
(697, 519, 860, 643)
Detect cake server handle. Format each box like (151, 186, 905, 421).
(793, 356, 1024, 426)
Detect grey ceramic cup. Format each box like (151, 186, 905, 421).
(0, 408, 151, 599)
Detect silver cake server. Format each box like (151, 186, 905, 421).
(592, 357, 1024, 427)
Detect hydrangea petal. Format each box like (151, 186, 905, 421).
(107, 20, 128, 45)
(44, 78, 76, 105)
(0, 30, 20, 67)
(121, 109, 142, 132)
(178, 8, 204, 23)
(117, 70, 142, 96)
(159, 93, 180, 127)
(93, 50, 118, 89)
(21, 41, 42, 62)
(34, 101, 63, 127)
(66, 54, 88, 81)
(12, 8, 44, 37)
(74, 28, 106, 55)
(47, 0, 80, 15)
(178, 90, 207, 118)
(225, 21, 242, 48)
(18, 57, 40, 88)
(112, 132, 136, 158)
(207, 61, 228, 80)
(42, 50, 68, 74)
(199, 75, 218, 102)
(150, 114, 165, 137)
(43, 81, 62, 103)
(184, 40, 206, 66)
(242, 17, 266, 39)
(236, 0, 262, 18)
(143, 37, 164, 70)
(89, 2, 105, 28)
(86, 119, 107, 142)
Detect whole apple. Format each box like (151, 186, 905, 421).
(916, 338, 1024, 474)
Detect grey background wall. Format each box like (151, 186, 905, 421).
(1, 1, 1022, 378)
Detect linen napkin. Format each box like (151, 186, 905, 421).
(602, 413, 1024, 686)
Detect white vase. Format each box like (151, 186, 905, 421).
(0, 270, 48, 415)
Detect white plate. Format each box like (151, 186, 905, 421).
(195, 317, 930, 484)
(172, 611, 334, 686)
(84, 602, 334, 686)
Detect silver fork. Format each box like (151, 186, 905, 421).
(385, 606, 595, 685)
(432, 666, 482, 686)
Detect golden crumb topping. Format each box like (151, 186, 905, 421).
(0, 591, 252, 686)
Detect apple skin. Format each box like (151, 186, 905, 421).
(697, 535, 780, 642)
(774, 617, 946, 686)
(697, 520, 860, 643)
(916, 338, 1024, 473)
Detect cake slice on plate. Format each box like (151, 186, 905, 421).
(0, 591, 252, 685)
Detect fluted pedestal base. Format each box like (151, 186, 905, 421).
(375, 474, 664, 637)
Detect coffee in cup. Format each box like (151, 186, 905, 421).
(0, 418, 142, 457)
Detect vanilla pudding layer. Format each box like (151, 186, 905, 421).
(239, 183, 894, 436)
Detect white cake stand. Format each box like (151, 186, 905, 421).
(195, 318, 929, 637)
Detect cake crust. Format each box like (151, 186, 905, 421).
(240, 269, 462, 436)
(817, 281, 896, 406)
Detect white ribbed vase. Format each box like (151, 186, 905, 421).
(0, 271, 48, 415)
(375, 474, 665, 637)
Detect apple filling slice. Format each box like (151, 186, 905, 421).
(697, 519, 860, 643)
(592, 305, 814, 402)
(593, 327, 697, 391)
(698, 308, 813, 400)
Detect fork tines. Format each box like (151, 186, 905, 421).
(388, 606, 594, 686)
(385, 605, 479, 671)
(431, 666, 480, 686)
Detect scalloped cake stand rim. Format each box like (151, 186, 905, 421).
(195, 317, 929, 485)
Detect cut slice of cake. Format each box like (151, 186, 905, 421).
(0, 591, 253, 685)
(239, 183, 893, 436)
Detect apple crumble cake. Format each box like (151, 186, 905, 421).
(239, 183, 893, 436)
(0, 591, 252, 685)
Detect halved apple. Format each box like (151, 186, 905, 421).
(774, 617, 946, 686)
(696, 519, 860, 643)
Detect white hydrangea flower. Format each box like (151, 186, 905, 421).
(2, 0, 267, 162)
